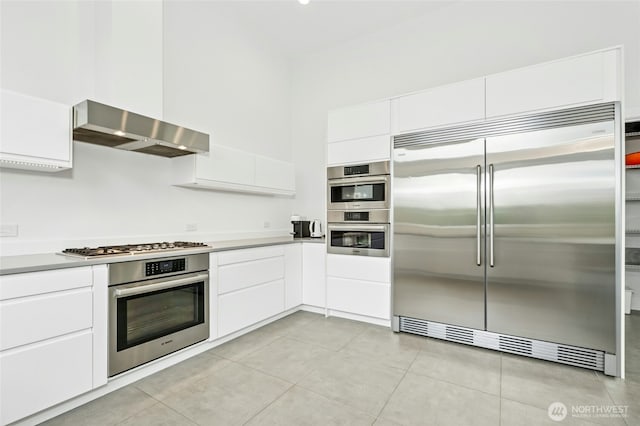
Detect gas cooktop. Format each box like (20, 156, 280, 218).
(61, 241, 210, 259)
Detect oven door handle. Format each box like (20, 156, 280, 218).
(113, 273, 209, 298)
(328, 175, 389, 186)
(328, 224, 388, 231)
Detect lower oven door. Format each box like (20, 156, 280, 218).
(108, 271, 209, 376)
(327, 223, 390, 257)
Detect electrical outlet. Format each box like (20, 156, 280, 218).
(0, 224, 18, 237)
(185, 223, 198, 232)
(263, 221, 271, 228)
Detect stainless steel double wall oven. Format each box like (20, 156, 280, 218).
(327, 160, 390, 257)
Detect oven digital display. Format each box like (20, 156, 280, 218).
(145, 258, 186, 276)
(344, 164, 369, 176)
(344, 212, 369, 221)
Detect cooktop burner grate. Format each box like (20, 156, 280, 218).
(61, 241, 209, 258)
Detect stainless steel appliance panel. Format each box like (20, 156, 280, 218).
(328, 175, 390, 210)
(328, 223, 390, 257)
(327, 209, 390, 224)
(327, 160, 390, 180)
(109, 253, 209, 285)
(393, 138, 485, 329)
(485, 122, 616, 353)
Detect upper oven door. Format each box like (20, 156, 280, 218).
(327, 223, 390, 257)
(327, 175, 390, 210)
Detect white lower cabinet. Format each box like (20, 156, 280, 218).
(302, 243, 326, 308)
(327, 277, 390, 320)
(284, 244, 303, 310)
(0, 266, 100, 425)
(0, 332, 93, 425)
(216, 246, 287, 337)
(326, 254, 391, 321)
(218, 280, 285, 337)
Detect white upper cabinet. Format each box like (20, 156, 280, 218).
(392, 77, 485, 133)
(172, 144, 295, 196)
(327, 100, 390, 143)
(327, 135, 391, 166)
(255, 155, 296, 192)
(0, 89, 72, 172)
(486, 49, 621, 118)
(327, 99, 392, 165)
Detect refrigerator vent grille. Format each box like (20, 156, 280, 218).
(499, 335, 533, 356)
(445, 326, 474, 344)
(557, 345, 602, 370)
(393, 103, 615, 148)
(398, 316, 605, 371)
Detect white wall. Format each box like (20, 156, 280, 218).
(291, 0, 640, 221)
(0, 1, 294, 255)
(163, 1, 293, 161)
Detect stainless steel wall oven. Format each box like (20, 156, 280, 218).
(108, 253, 209, 376)
(327, 209, 390, 257)
(327, 161, 390, 210)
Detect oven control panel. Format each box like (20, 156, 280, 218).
(145, 258, 186, 276)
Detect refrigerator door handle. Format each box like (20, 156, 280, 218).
(489, 163, 495, 267)
(476, 164, 481, 266)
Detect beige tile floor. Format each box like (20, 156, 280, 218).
(45, 311, 640, 426)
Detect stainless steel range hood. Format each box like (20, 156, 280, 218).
(72, 100, 209, 158)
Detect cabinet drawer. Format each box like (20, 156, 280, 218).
(326, 254, 390, 283)
(1, 288, 92, 351)
(0, 267, 92, 301)
(217, 246, 285, 266)
(327, 135, 390, 166)
(218, 256, 285, 295)
(327, 277, 390, 320)
(0, 331, 93, 425)
(217, 279, 285, 337)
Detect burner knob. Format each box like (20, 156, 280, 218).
(168, 243, 175, 248)
(160, 243, 167, 249)
(152, 244, 160, 249)
(136, 245, 143, 251)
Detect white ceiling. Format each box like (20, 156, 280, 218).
(209, 0, 453, 57)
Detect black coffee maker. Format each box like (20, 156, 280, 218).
(291, 219, 310, 238)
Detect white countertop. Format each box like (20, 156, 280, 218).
(0, 236, 325, 275)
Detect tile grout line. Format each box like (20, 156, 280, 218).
(373, 347, 421, 423)
(241, 382, 296, 426)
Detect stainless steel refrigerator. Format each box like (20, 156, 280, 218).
(393, 104, 619, 371)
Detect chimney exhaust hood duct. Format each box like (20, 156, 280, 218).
(72, 100, 209, 158)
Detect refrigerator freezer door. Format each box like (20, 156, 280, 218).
(393, 138, 485, 329)
(485, 122, 616, 353)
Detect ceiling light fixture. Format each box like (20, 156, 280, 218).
(298, 0, 309, 5)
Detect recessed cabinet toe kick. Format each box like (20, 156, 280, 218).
(392, 103, 619, 375)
